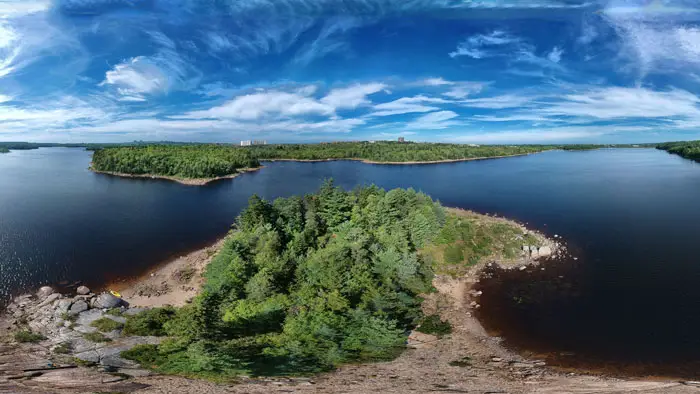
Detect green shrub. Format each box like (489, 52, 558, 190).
(83, 332, 112, 343)
(14, 330, 46, 343)
(416, 315, 452, 338)
(91, 317, 124, 332)
(123, 307, 176, 336)
(105, 308, 125, 317)
(53, 342, 72, 354)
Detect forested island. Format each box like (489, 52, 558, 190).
(657, 140, 700, 162)
(0, 147, 8, 154)
(108, 182, 543, 377)
(91, 145, 261, 184)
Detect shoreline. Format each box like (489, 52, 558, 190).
(109, 237, 226, 308)
(88, 152, 544, 187)
(90, 166, 263, 186)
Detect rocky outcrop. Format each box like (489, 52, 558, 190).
(2, 288, 152, 377)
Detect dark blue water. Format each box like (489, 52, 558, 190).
(2, 147, 700, 375)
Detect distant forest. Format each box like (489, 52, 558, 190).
(657, 140, 700, 162)
(88, 142, 618, 180)
(91, 145, 260, 179)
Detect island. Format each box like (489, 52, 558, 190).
(0, 147, 8, 154)
(2, 182, 570, 392)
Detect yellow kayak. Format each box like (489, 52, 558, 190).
(109, 290, 122, 298)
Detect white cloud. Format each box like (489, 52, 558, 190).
(103, 57, 171, 97)
(182, 89, 335, 120)
(542, 87, 700, 120)
(406, 110, 460, 130)
(370, 95, 448, 116)
(444, 82, 486, 99)
(460, 94, 533, 109)
(449, 30, 521, 58)
(420, 77, 454, 86)
(320, 82, 387, 109)
(547, 47, 563, 63)
(0, 1, 49, 17)
(0, 96, 111, 134)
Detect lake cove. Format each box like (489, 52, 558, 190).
(2, 147, 700, 382)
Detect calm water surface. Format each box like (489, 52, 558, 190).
(1, 147, 700, 374)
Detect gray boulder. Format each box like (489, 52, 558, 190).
(76, 286, 91, 295)
(538, 246, 553, 257)
(93, 292, 122, 309)
(68, 300, 89, 315)
(36, 286, 54, 300)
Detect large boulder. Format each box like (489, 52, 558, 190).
(68, 300, 89, 315)
(36, 286, 54, 300)
(538, 246, 552, 257)
(93, 292, 122, 309)
(76, 286, 91, 295)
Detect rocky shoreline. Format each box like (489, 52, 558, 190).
(90, 167, 262, 186)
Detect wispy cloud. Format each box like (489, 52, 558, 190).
(449, 30, 521, 59)
(320, 82, 387, 109)
(370, 95, 448, 117)
(405, 110, 460, 130)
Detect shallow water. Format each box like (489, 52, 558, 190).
(1, 147, 700, 374)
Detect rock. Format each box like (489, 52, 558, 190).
(530, 247, 540, 258)
(37, 286, 54, 299)
(74, 350, 100, 364)
(521, 245, 530, 252)
(68, 300, 88, 316)
(407, 331, 438, 349)
(37, 293, 61, 308)
(56, 299, 73, 315)
(76, 286, 90, 295)
(93, 293, 122, 309)
(117, 368, 151, 377)
(491, 357, 503, 362)
(538, 246, 552, 257)
(519, 266, 527, 271)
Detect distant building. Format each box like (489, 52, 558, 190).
(241, 140, 267, 146)
(398, 137, 405, 143)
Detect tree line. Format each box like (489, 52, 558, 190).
(91, 145, 260, 179)
(657, 140, 700, 162)
(122, 183, 445, 376)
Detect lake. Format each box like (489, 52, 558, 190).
(2, 147, 700, 375)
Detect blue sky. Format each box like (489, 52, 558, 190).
(2, 0, 700, 143)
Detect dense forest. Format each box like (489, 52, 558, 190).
(91, 145, 260, 179)
(120, 183, 538, 378)
(0, 147, 8, 154)
(657, 140, 700, 162)
(91, 142, 554, 180)
(247, 141, 549, 162)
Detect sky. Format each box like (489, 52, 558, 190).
(2, 0, 700, 143)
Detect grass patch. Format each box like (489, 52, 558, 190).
(74, 357, 96, 367)
(14, 330, 46, 343)
(53, 342, 72, 354)
(123, 307, 176, 336)
(83, 332, 112, 343)
(105, 308, 125, 317)
(91, 317, 124, 332)
(60, 312, 78, 322)
(416, 315, 452, 338)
